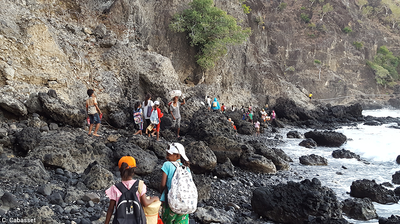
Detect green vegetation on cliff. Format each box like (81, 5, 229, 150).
(169, 0, 251, 69)
(367, 46, 400, 87)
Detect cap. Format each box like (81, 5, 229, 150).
(166, 143, 189, 161)
(118, 156, 136, 169)
(154, 101, 160, 105)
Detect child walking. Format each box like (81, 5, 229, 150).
(254, 121, 260, 137)
(134, 101, 144, 136)
(151, 101, 163, 141)
(86, 89, 102, 137)
(160, 143, 191, 224)
(170, 96, 185, 138)
(104, 156, 159, 224)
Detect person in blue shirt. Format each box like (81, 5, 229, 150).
(159, 143, 191, 224)
(211, 97, 221, 111)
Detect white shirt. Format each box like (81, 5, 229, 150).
(206, 98, 211, 106)
(142, 100, 154, 119)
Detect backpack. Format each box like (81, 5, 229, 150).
(212, 101, 217, 108)
(167, 161, 198, 215)
(150, 109, 159, 125)
(146, 105, 152, 118)
(134, 109, 142, 124)
(113, 181, 146, 224)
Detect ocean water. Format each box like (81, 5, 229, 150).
(277, 109, 400, 223)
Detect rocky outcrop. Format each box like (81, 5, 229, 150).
(392, 171, 400, 185)
(332, 149, 361, 160)
(192, 175, 212, 202)
(250, 141, 291, 170)
(213, 158, 235, 178)
(287, 130, 302, 138)
(304, 131, 347, 147)
(299, 138, 317, 149)
(113, 142, 157, 175)
(206, 136, 244, 164)
(350, 179, 399, 204)
(299, 154, 328, 166)
(379, 215, 400, 224)
(239, 153, 276, 174)
(15, 127, 41, 155)
(397, 155, 400, 164)
(83, 163, 115, 190)
(185, 141, 217, 174)
(342, 198, 378, 220)
(252, 178, 343, 224)
(0, 92, 28, 117)
(0, 157, 49, 185)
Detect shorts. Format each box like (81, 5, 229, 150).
(89, 113, 100, 124)
(172, 118, 181, 128)
(137, 122, 143, 130)
(255, 128, 260, 132)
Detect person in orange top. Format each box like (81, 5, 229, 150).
(152, 101, 164, 141)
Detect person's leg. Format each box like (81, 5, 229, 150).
(176, 118, 181, 137)
(156, 123, 160, 141)
(88, 114, 94, 135)
(88, 124, 93, 135)
(93, 114, 101, 136)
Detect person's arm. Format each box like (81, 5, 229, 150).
(170, 105, 175, 120)
(181, 98, 186, 106)
(94, 97, 102, 114)
(158, 108, 164, 118)
(140, 194, 160, 207)
(85, 101, 89, 116)
(104, 200, 116, 224)
(160, 171, 167, 193)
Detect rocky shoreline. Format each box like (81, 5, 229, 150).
(0, 94, 400, 224)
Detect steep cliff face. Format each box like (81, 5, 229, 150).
(0, 0, 399, 123)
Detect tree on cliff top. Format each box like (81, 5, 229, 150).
(169, 0, 251, 70)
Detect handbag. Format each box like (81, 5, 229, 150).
(138, 180, 162, 224)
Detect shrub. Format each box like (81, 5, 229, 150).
(278, 2, 287, 11)
(353, 41, 364, 50)
(255, 16, 264, 25)
(301, 6, 306, 10)
(314, 59, 321, 64)
(300, 13, 310, 23)
(308, 23, 316, 29)
(169, 0, 251, 70)
(367, 46, 400, 86)
(286, 66, 295, 71)
(343, 26, 352, 33)
(242, 3, 251, 14)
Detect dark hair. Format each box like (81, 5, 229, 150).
(144, 94, 151, 106)
(180, 156, 190, 168)
(119, 162, 135, 180)
(134, 101, 141, 111)
(87, 89, 94, 97)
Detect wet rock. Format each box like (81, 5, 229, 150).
(83, 164, 115, 190)
(379, 215, 400, 224)
(307, 216, 349, 224)
(37, 184, 52, 196)
(299, 154, 328, 166)
(206, 135, 243, 164)
(1, 192, 19, 208)
(213, 158, 235, 178)
(395, 187, 400, 196)
(113, 142, 157, 175)
(332, 149, 360, 160)
(15, 127, 41, 154)
(304, 131, 347, 147)
(185, 141, 217, 174)
(342, 198, 378, 220)
(194, 206, 234, 223)
(397, 155, 400, 164)
(299, 138, 317, 148)
(38, 91, 86, 127)
(239, 153, 276, 174)
(287, 130, 302, 138)
(192, 175, 211, 201)
(0, 93, 28, 116)
(392, 171, 400, 184)
(252, 178, 343, 224)
(271, 119, 285, 128)
(364, 121, 381, 126)
(350, 179, 399, 204)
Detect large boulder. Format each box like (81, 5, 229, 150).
(206, 135, 243, 164)
(342, 198, 378, 220)
(299, 154, 328, 166)
(185, 141, 217, 174)
(194, 206, 234, 224)
(332, 149, 360, 160)
(379, 215, 400, 224)
(38, 91, 86, 127)
(273, 97, 314, 122)
(239, 153, 276, 174)
(252, 178, 343, 224)
(189, 110, 235, 141)
(213, 158, 235, 178)
(109, 110, 128, 128)
(192, 174, 212, 202)
(304, 131, 347, 147)
(299, 138, 317, 149)
(15, 127, 41, 155)
(0, 158, 49, 185)
(287, 130, 302, 138)
(250, 142, 291, 170)
(392, 171, 400, 184)
(83, 164, 115, 190)
(0, 92, 28, 116)
(113, 142, 158, 175)
(397, 155, 400, 164)
(235, 120, 254, 135)
(350, 179, 399, 204)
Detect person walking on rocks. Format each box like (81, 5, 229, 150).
(143, 94, 154, 131)
(86, 89, 102, 137)
(211, 98, 220, 112)
(170, 96, 185, 138)
(309, 92, 313, 101)
(160, 143, 191, 224)
(151, 101, 163, 141)
(271, 110, 276, 120)
(206, 96, 211, 111)
(104, 156, 160, 224)
(133, 101, 144, 136)
(254, 120, 260, 137)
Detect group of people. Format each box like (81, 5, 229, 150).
(105, 143, 194, 224)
